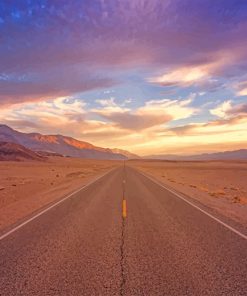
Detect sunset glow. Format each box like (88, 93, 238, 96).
(1, 1, 247, 155)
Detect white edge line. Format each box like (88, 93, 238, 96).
(0, 168, 115, 241)
(138, 170, 247, 241)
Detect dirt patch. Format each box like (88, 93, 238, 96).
(0, 157, 121, 232)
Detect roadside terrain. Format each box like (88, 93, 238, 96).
(128, 160, 247, 227)
(0, 157, 120, 232)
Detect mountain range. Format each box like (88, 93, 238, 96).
(1, 124, 246, 161)
(0, 124, 138, 160)
(0, 141, 45, 161)
(144, 149, 247, 161)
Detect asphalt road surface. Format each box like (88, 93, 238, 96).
(0, 165, 247, 295)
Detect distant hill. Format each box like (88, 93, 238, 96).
(0, 141, 45, 161)
(145, 149, 247, 161)
(111, 148, 140, 159)
(0, 124, 136, 160)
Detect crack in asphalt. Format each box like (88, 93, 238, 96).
(120, 162, 127, 296)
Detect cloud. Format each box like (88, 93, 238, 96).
(166, 115, 247, 136)
(138, 96, 197, 121)
(234, 81, 247, 96)
(1, 1, 247, 104)
(210, 100, 247, 118)
(99, 112, 172, 131)
(149, 65, 210, 86)
(0, 68, 116, 106)
(96, 97, 119, 108)
(0, 93, 246, 155)
(148, 52, 237, 91)
(207, 115, 247, 127)
(0, 97, 87, 133)
(93, 107, 171, 131)
(210, 100, 232, 118)
(143, 114, 247, 155)
(238, 88, 247, 96)
(1, 0, 247, 156)
(0, 95, 198, 151)
(93, 97, 197, 131)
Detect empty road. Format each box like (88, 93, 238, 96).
(0, 165, 247, 295)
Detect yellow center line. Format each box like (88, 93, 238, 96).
(122, 199, 127, 218)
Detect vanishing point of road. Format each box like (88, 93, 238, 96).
(0, 165, 247, 295)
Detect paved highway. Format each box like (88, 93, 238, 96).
(0, 166, 246, 295)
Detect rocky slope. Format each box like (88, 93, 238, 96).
(0, 125, 136, 160)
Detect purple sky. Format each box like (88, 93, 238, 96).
(0, 0, 247, 155)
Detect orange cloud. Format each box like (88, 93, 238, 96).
(93, 96, 197, 131)
(0, 95, 246, 155)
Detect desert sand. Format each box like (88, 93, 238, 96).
(128, 160, 247, 227)
(0, 157, 121, 232)
(1, 158, 247, 232)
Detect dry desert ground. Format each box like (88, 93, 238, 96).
(0, 157, 121, 232)
(1, 158, 247, 233)
(128, 160, 247, 227)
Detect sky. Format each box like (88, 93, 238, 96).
(0, 0, 247, 156)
